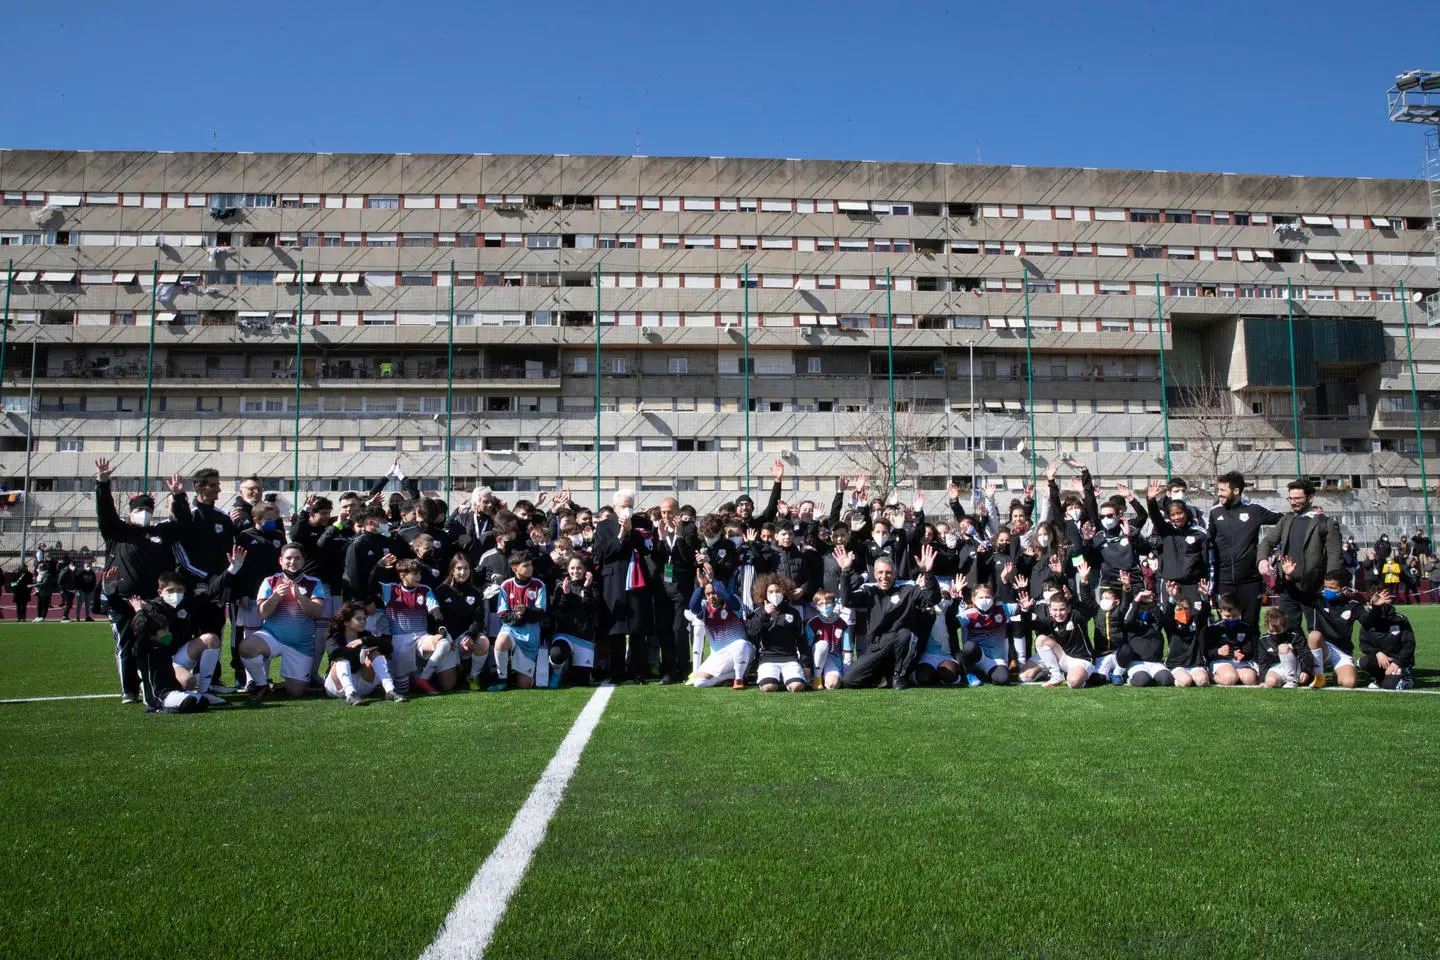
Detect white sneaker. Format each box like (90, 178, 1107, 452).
(1368, 681, 1380, 690)
(30, 617, 42, 623)
(1042, 671, 1067, 688)
(200, 692, 226, 706)
(1282, 679, 1298, 689)
(60, 617, 71, 623)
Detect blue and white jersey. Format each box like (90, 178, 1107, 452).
(258, 573, 327, 652)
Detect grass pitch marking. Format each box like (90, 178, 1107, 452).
(420, 683, 616, 960)
(0, 694, 117, 704)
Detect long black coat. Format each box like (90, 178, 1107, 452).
(592, 514, 654, 637)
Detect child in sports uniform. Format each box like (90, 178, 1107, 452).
(493, 551, 549, 690)
(549, 556, 603, 687)
(1162, 579, 1210, 688)
(950, 575, 1032, 686)
(747, 574, 808, 692)
(1258, 607, 1311, 688)
(1306, 570, 1362, 689)
(374, 557, 448, 696)
(323, 601, 404, 704)
(805, 588, 851, 690)
(1118, 590, 1173, 686)
(1201, 594, 1257, 686)
(1358, 589, 1416, 690)
(686, 580, 753, 689)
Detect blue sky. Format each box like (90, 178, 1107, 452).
(1, 1, 1434, 179)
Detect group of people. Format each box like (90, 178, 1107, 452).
(4, 544, 100, 623)
(91, 454, 1421, 713)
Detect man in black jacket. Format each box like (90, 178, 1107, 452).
(1208, 471, 1283, 627)
(177, 467, 237, 689)
(94, 457, 191, 703)
(648, 498, 696, 684)
(835, 544, 940, 691)
(592, 489, 654, 683)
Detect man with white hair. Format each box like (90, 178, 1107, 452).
(592, 488, 655, 683)
(452, 484, 500, 564)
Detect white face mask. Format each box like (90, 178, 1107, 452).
(1066, 509, 1082, 523)
(131, 510, 153, 526)
(1170, 491, 1186, 502)
(1036, 533, 1050, 548)
(703, 535, 720, 546)
(162, 591, 185, 608)
(1099, 597, 1116, 612)
(873, 532, 888, 545)
(1100, 516, 1119, 531)
(1042, 590, 1057, 603)
(616, 506, 633, 522)
(975, 597, 995, 612)
(766, 592, 784, 606)
(944, 533, 959, 549)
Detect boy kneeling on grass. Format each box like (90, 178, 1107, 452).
(1359, 589, 1416, 691)
(1258, 607, 1312, 689)
(686, 579, 753, 689)
(805, 589, 851, 690)
(1023, 586, 1097, 689)
(124, 558, 242, 713)
(1305, 569, 1363, 689)
(323, 601, 405, 704)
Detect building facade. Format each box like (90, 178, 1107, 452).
(0, 150, 1435, 553)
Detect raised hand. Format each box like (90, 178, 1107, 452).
(949, 578, 965, 600)
(947, 481, 961, 502)
(771, 459, 785, 482)
(1018, 593, 1035, 611)
(94, 458, 113, 482)
(743, 527, 758, 543)
(1075, 558, 1091, 579)
(1002, 562, 1015, 582)
(983, 481, 998, 499)
(833, 546, 854, 571)
(1280, 556, 1298, 578)
(1045, 459, 1061, 482)
(228, 544, 248, 566)
(1013, 574, 1028, 592)
(535, 491, 548, 505)
(100, 565, 119, 587)
(1146, 480, 1163, 500)
(1023, 483, 1035, 501)
(919, 544, 937, 572)
(851, 474, 867, 494)
(1119, 570, 1132, 589)
(1115, 481, 1131, 499)
(165, 472, 185, 495)
(1165, 580, 1180, 599)
(1048, 554, 1063, 573)
(1198, 577, 1211, 596)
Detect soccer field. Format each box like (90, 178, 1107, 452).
(2, 617, 1438, 959)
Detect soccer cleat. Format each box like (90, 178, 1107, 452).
(120, 694, 140, 705)
(411, 676, 438, 696)
(1042, 671, 1066, 688)
(1282, 679, 1298, 689)
(385, 689, 409, 702)
(31, 617, 42, 623)
(1395, 677, 1415, 691)
(60, 618, 71, 623)
(731, 679, 745, 690)
(209, 682, 237, 695)
(1368, 681, 1380, 689)
(1311, 671, 1327, 689)
(811, 676, 824, 690)
(344, 692, 365, 707)
(199, 692, 227, 706)
(1109, 672, 1126, 686)
(966, 673, 983, 687)
(247, 683, 272, 703)
(486, 681, 508, 693)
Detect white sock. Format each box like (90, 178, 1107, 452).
(691, 623, 707, 674)
(420, 637, 451, 679)
(495, 646, 510, 680)
(1038, 644, 1062, 678)
(813, 640, 830, 678)
(1279, 650, 1298, 681)
(1013, 635, 1028, 664)
(371, 655, 395, 693)
(1309, 645, 1325, 679)
(732, 641, 754, 679)
(196, 647, 220, 693)
(240, 655, 269, 687)
(334, 660, 357, 696)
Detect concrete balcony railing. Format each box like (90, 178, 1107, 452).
(1374, 409, 1440, 430)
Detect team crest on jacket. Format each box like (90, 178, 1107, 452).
(890, 595, 901, 605)
(148, 536, 162, 544)
(215, 523, 224, 534)
(1239, 513, 1250, 522)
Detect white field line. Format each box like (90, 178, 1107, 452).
(420, 683, 616, 960)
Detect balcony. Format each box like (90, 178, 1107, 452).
(1375, 409, 1440, 429)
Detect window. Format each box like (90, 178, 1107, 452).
(57, 438, 83, 452)
(367, 195, 399, 209)
(808, 357, 822, 374)
(611, 357, 630, 375)
(239, 271, 274, 285)
(668, 357, 688, 374)
(527, 234, 560, 249)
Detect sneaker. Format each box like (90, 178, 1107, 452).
(385, 689, 409, 702)
(1282, 679, 1298, 689)
(731, 679, 745, 690)
(61, 618, 71, 623)
(1042, 672, 1067, 688)
(199, 692, 227, 706)
(120, 694, 140, 705)
(547, 672, 562, 689)
(891, 675, 912, 692)
(1368, 681, 1381, 690)
(485, 681, 508, 693)
(411, 676, 438, 696)
(209, 682, 237, 695)
(966, 673, 983, 687)
(31, 617, 42, 623)
(344, 692, 365, 706)
(1395, 677, 1415, 691)
(247, 683, 271, 703)
(1109, 672, 1126, 686)
(811, 676, 824, 691)
(1311, 671, 1327, 689)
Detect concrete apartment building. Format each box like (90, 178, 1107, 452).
(0, 149, 1435, 553)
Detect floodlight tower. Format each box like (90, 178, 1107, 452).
(1386, 71, 1440, 542)
(1387, 71, 1440, 321)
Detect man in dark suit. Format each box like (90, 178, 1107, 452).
(648, 497, 697, 684)
(591, 489, 655, 683)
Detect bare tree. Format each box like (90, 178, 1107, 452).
(1167, 366, 1270, 494)
(851, 386, 944, 502)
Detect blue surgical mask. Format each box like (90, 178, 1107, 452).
(1221, 618, 1239, 627)
(816, 605, 835, 619)
(1322, 588, 1340, 601)
(260, 519, 279, 533)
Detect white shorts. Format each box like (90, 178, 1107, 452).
(251, 630, 311, 682)
(694, 642, 754, 685)
(1266, 661, 1301, 684)
(418, 634, 460, 673)
(757, 661, 805, 685)
(1095, 652, 1121, 677)
(1058, 655, 1096, 679)
(1315, 641, 1355, 671)
(1126, 661, 1168, 679)
(553, 634, 596, 669)
(172, 642, 201, 671)
(919, 651, 960, 669)
(1209, 659, 1258, 674)
(324, 669, 377, 698)
(391, 630, 425, 678)
(509, 642, 549, 685)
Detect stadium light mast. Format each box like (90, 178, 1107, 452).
(1386, 69, 1440, 543)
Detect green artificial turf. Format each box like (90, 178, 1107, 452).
(0, 611, 1436, 959)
